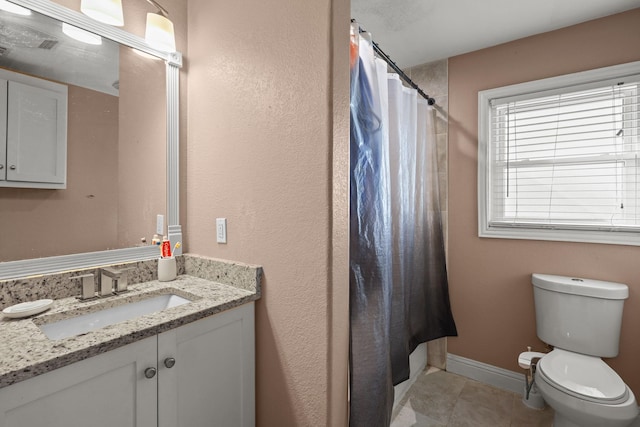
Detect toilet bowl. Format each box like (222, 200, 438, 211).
(534, 349, 638, 427)
(530, 274, 639, 427)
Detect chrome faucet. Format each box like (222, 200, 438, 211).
(100, 267, 130, 295)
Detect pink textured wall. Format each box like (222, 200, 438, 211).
(448, 8, 640, 395)
(0, 84, 119, 261)
(185, 0, 349, 425)
(116, 47, 167, 247)
(329, 0, 351, 424)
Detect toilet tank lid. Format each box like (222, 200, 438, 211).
(532, 274, 628, 300)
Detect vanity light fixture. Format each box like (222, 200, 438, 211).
(80, 0, 124, 26)
(80, 0, 176, 52)
(62, 23, 103, 45)
(144, 7, 175, 52)
(0, 0, 31, 15)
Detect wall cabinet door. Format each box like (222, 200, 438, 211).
(158, 303, 256, 427)
(0, 69, 68, 189)
(0, 336, 158, 427)
(0, 79, 6, 182)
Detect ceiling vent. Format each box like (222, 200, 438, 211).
(38, 39, 58, 50)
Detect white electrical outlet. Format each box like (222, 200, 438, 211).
(216, 218, 227, 243)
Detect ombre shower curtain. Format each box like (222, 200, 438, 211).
(349, 25, 458, 427)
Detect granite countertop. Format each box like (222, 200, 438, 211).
(0, 274, 259, 389)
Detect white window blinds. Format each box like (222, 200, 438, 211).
(488, 76, 640, 233)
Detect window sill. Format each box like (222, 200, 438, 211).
(479, 225, 640, 246)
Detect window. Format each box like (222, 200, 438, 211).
(478, 62, 640, 245)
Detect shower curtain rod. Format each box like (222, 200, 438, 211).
(352, 19, 436, 106)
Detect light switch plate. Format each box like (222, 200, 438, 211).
(216, 218, 227, 244)
(156, 214, 164, 235)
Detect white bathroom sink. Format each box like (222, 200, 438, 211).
(38, 293, 191, 340)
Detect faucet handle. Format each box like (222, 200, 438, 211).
(72, 274, 96, 300)
(101, 267, 132, 294)
(101, 267, 126, 278)
(116, 269, 131, 293)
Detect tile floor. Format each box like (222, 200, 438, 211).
(391, 368, 554, 427)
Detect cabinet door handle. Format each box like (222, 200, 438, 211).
(144, 367, 157, 379)
(164, 357, 176, 368)
(9, 165, 16, 170)
(0, 165, 3, 170)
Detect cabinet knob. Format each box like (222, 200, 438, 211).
(9, 165, 16, 170)
(144, 367, 157, 379)
(164, 357, 176, 368)
(0, 165, 3, 170)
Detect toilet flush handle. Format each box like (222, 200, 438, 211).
(518, 351, 547, 370)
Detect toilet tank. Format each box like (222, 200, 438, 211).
(532, 274, 628, 358)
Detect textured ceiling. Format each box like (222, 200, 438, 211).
(351, 0, 640, 68)
(0, 8, 120, 95)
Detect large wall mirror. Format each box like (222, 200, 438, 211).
(0, 0, 182, 279)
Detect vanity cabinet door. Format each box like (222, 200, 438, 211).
(157, 302, 255, 427)
(0, 336, 157, 427)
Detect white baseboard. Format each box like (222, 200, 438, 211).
(446, 353, 525, 395)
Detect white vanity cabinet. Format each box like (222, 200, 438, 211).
(0, 69, 68, 189)
(0, 303, 255, 427)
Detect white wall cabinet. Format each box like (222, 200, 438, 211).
(0, 303, 255, 427)
(0, 69, 68, 189)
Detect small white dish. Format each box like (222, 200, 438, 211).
(2, 299, 54, 319)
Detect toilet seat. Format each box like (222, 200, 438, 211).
(537, 349, 628, 404)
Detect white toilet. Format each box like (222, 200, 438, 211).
(531, 273, 639, 427)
